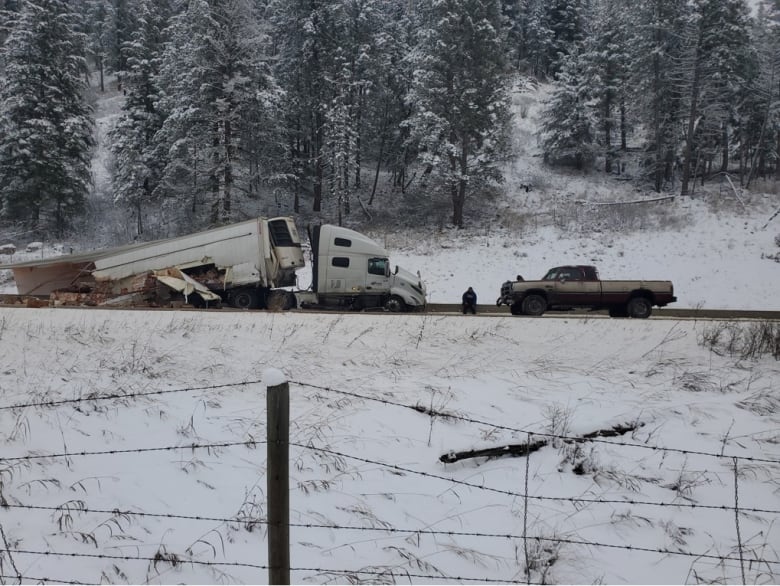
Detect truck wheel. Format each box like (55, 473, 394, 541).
(231, 289, 259, 310)
(510, 302, 524, 315)
(627, 297, 652, 319)
(384, 295, 407, 312)
(522, 294, 546, 316)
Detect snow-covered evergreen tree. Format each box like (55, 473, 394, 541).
(405, 0, 511, 228)
(83, 0, 114, 92)
(632, 0, 690, 191)
(581, 0, 634, 173)
(154, 0, 284, 228)
(108, 0, 172, 236)
(0, 0, 94, 234)
(540, 47, 595, 170)
(743, 0, 780, 183)
(677, 0, 753, 195)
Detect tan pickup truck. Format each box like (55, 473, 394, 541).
(496, 265, 677, 318)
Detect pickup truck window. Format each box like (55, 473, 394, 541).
(543, 267, 582, 281)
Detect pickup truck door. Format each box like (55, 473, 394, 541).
(548, 268, 602, 306)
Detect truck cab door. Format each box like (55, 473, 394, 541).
(549, 268, 597, 306)
(366, 257, 390, 297)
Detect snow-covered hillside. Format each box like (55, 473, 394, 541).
(3, 81, 779, 311)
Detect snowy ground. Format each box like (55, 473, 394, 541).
(0, 69, 779, 586)
(0, 308, 778, 584)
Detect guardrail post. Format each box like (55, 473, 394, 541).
(267, 377, 290, 585)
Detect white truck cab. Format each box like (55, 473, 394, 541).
(303, 224, 426, 311)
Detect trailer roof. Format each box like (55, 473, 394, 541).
(0, 240, 152, 270)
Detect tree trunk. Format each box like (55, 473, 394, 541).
(451, 136, 468, 228)
(620, 97, 627, 150)
(720, 122, 728, 172)
(604, 60, 613, 174)
(313, 111, 323, 212)
(355, 85, 362, 189)
(652, 41, 663, 192)
(223, 119, 232, 224)
(680, 32, 703, 196)
(776, 129, 780, 180)
(98, 55, 104, 93)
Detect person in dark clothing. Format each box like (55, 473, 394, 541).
(462, 286, 477, 314)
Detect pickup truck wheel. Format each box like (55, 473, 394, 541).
(522, 294, 546, 316)
(509, 302, 524, 315)
(231, 289, 259, 310)
(384, 295, 407, 312)
(627, 297, 652, 319)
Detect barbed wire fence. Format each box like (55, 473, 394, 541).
(0, 377, 778, 585)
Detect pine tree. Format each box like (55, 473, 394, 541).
(405, 0, 511, 228)
(268, 0, 322, 213)
(540, 48, 595, 170)
(632, 0, 690, 192)
(0, 0, 94, 234)
(154, 0, 284, 227)
(581, 0, 634, 174)
(83, 0, 114, 92)
(108, 0, 172, 235)
(679, 0, 753, 195)
(744, 0, 780, 183)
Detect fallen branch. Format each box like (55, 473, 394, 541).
(574, 195, 676, 206)
(439, 438, 547, 464)
(439, 422, 642, 464)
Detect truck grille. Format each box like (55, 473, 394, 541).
(500, 281, 512, 298)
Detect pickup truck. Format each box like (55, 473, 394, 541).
(496, 265, 676, 318)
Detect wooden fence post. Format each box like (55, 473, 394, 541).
(267, 379, 290, 585)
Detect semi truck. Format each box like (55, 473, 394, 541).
(0, 217, 426, 312)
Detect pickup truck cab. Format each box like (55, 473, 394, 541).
(496, 265, 676, 318)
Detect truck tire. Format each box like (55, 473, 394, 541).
(509, 302, 524, 315)
(627, 297, 652, 319)
(522, 294, 546, 316)
(231, 289, 259, 310)
(384, 295, 407, 312)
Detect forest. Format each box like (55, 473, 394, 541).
(0, 0, 778, 241)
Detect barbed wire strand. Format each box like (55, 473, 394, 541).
(2, 378, 778, 467)
(290, 441, 780, 516)
(0, 440, 260, 464)
(0, 574, 83, 585)
(1, 438, 779, 516)
(0, 380, 265, 413)
(5, 502, 776, 566)
(292, 381, 780, 465)
(0, 549, 532, 584)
